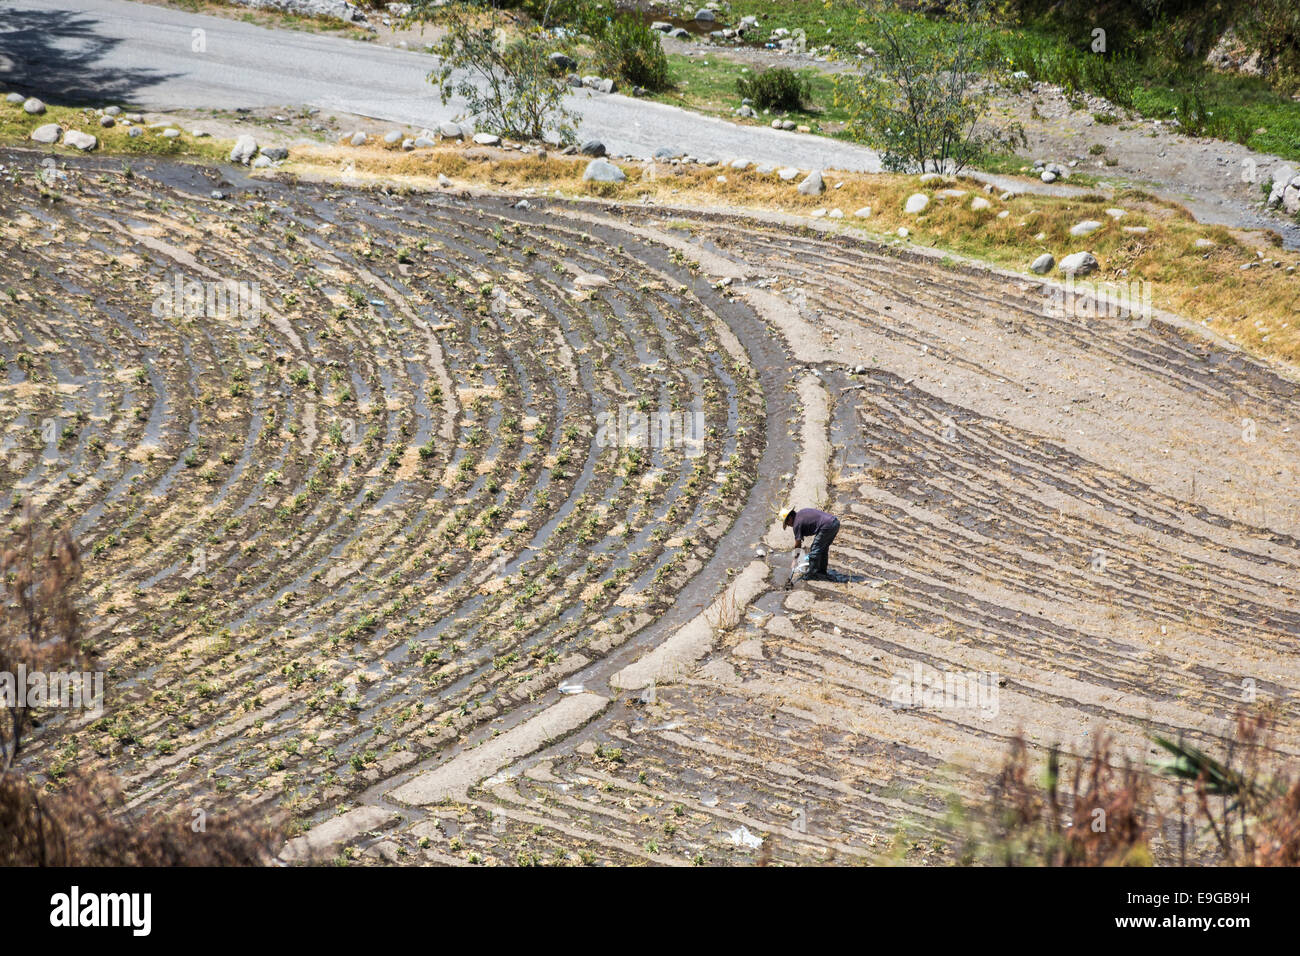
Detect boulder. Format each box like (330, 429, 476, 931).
(472, 133, 500, 146)
(970, 196, 991, 211)
(797, 169, 824, 195)
(777, 167, 800, 181)
(694, 8, 716, 21)
(580, 139, 606, 157)
(383, 130, 402, 144)
(904, 193, 929, 214)
(1069, 219, 1103, 237)
(63, 130, 96, 151)
(22, 97, 45, 115)
(230, 134, 258, 164)
(349, 131, 368, 146)
(261, 146, 289, 161)
(438, 122, 464, 140)
(30, 123, 61, 145)
(1058, 251, 1099, 277)
(5, 92, 24, 105)
(582, 158, 626, 183)
(1030, 253, 1055, 274)
(549, 52, 577, 71)
(854, 206, 871, 218)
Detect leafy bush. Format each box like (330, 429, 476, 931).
(837, 1, 1025, 173)
(592, 16, 671, 92)
(737, 67, 812, 112)
(422, 2, 577, 143)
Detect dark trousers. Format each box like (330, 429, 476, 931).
(806, 517, 839, 574)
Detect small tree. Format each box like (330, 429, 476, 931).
(836, 0, 1025, 173)
(417, 0, 578, 144)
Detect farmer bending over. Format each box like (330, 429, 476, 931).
(784, 506, 840, 580)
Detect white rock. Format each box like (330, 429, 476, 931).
(63, 130, 96, 151)
(1105, 207, 1126, 219)
(828, 208, 843, 219)
(22, 97, 45, 115)
(904, 193, 929, 214)
(582, 158, 626, 183)
(30, 123, 61, 145)
(161, 128, 181, 139)
(349, 131, 367, 146)
(1030, 253, 1055, 274)
(854, 206, 872, 218)
(1069, 219, 1103, 237)
(777, 167, 800, 181)
(797, 169, 825, 195)
(230, 134, 258, 164)
(473, 133, 500, 146)
(970, 196, 991, 211)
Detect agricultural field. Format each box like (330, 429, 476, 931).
(4, 143, 1297, 868)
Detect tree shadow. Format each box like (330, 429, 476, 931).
(0, 7, 178, 105)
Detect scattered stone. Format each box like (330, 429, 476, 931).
(472, 133, 500, 146)
(797, 169, 824, 195)
(1194, 238, 1216, 249)
(694, 7, 716, 21)
(161, 128, 181, 139)
(1122, 225, 1149, 235)
(582, 158, 626, 183)
(580, 139, 606, 157)
(937, 188, 967, 199)
(1030, 253, 1055, 274)
(384, 130, 402, 144)
(251, 155, 272, 168)
(918, 172, 944, 184)
(437, 173, 453, 187)
(262, 146, 289, 161)
(777, 167, 800, 181)
(1105, 207, 1126, 219)
(349, 131, 367, 146)
(22, 97, 45, 115)
(30, 123, 60, 144)
(62, 130, 97, 151)
(970, 196, 991, 211)
(230, 134, 258, 164)
(653, 147, 683, 161)
(1058, 251, 1099, 277)
(730, 158, 750, 170)
(413, 136, 436, 148)
(5, 92, 24, 105)
(754, 162, 777, 175)
(549, 52, 576, 71)
(99, 115, 115, 128)
(105, 105, 121, 117)
(811, 208, 827, 218)
(1070, 219, 1103, 237)
(904, 193, 929, 214)
(438, 122, 464, 140)
(854, 206, 871, 218)
(828, 208, 843, 219)
(1041, 169, 1057, 183)
(128, 127, 143, 139)
(897, 227, 910, 238)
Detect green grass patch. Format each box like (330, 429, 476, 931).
(0, 101, 233, 163)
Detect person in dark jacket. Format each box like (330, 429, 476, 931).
(783, 506, 839, 579)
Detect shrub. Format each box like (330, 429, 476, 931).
(420, 1, 578, 143)
(737, 67, 812, 112)
(593, 16, 671, 92)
